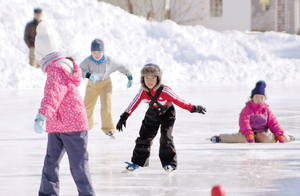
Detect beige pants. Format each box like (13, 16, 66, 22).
(84, 77, 115, 134)
(29, 47, 40, 68)
(219, 132, 291, 143)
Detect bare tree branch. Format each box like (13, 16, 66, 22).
(170, 0, 207, 25)
(98, 0, 207, 25)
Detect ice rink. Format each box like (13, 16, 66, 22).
(1, 82, 300, 196)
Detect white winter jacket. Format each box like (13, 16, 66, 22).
(80, 55, 131, 80)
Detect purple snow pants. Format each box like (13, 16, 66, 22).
(38, 131, 95, 196)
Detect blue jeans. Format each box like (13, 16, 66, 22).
(38, 131, 95, 196)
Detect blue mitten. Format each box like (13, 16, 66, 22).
(90, 74, 99, 83)
(127, 75, 133, 88)
(34, 113, 47, 133)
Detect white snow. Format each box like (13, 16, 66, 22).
(1, 0, 300, 90)
(1, 0, 300, 195)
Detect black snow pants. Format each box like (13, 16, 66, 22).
(131, 103, 177, 168)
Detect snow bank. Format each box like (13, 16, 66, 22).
(1, 0, 300, 89)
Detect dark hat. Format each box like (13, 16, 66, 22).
(140, 63, 162, 91)
(251, 80, 266, 96)
(91, 39, 104, 52)
(34, 8, 42, 14)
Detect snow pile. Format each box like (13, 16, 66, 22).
(1, 0, 300, 89)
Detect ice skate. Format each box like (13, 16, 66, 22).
(106, 131, 116, 139)
(164, 164, 176, 172)
(210, 135, 221, 143)
(125, 162, 139, 171)
(289, 135, 295, 141)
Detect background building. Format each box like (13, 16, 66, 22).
(98, 0, 300, 34)
(252, 0, 300, 34)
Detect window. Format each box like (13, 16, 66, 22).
(210, 0, 223, 17)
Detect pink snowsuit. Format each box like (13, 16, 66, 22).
(38, 57, 89, 133)
(239, 101, 284, 138)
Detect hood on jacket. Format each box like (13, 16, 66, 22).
(39, 50, 65, 73)
(48, 57, 82, 87)
(56, 58, 75, 74)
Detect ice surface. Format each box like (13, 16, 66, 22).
(1, 82, 299, 196)
(1, 0, 300, 195)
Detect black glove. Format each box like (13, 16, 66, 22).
(116, 112, 129, 131)
(190, 105, 206, 114)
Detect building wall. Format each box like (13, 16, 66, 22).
(182, 0, 251, 32)
(251, 0, 298, 34)
(286, 0, 295, 33)
(251, 0, 277, 32)
(99, 0, 299, 34)
(295, 0, 300, 34)
(277, 0, 286, 32)
(99, 0, 251, 32)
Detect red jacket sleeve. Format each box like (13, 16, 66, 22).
(125, 88, 144, 115)
(162, 86, 193, 111)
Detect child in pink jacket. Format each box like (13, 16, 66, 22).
(33, 22, 95, 195)
(211, 80, 294, 143)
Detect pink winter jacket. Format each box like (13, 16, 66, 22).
(38, 58, 89, 133)
(239, 101, 284, 138)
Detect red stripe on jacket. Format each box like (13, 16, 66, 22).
(125, 85, 193, 115)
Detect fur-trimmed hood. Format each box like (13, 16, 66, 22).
(140, 63, 162, 92)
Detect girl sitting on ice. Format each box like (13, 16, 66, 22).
(116, 63, 206, 171)
(211, 80, 294, 143)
